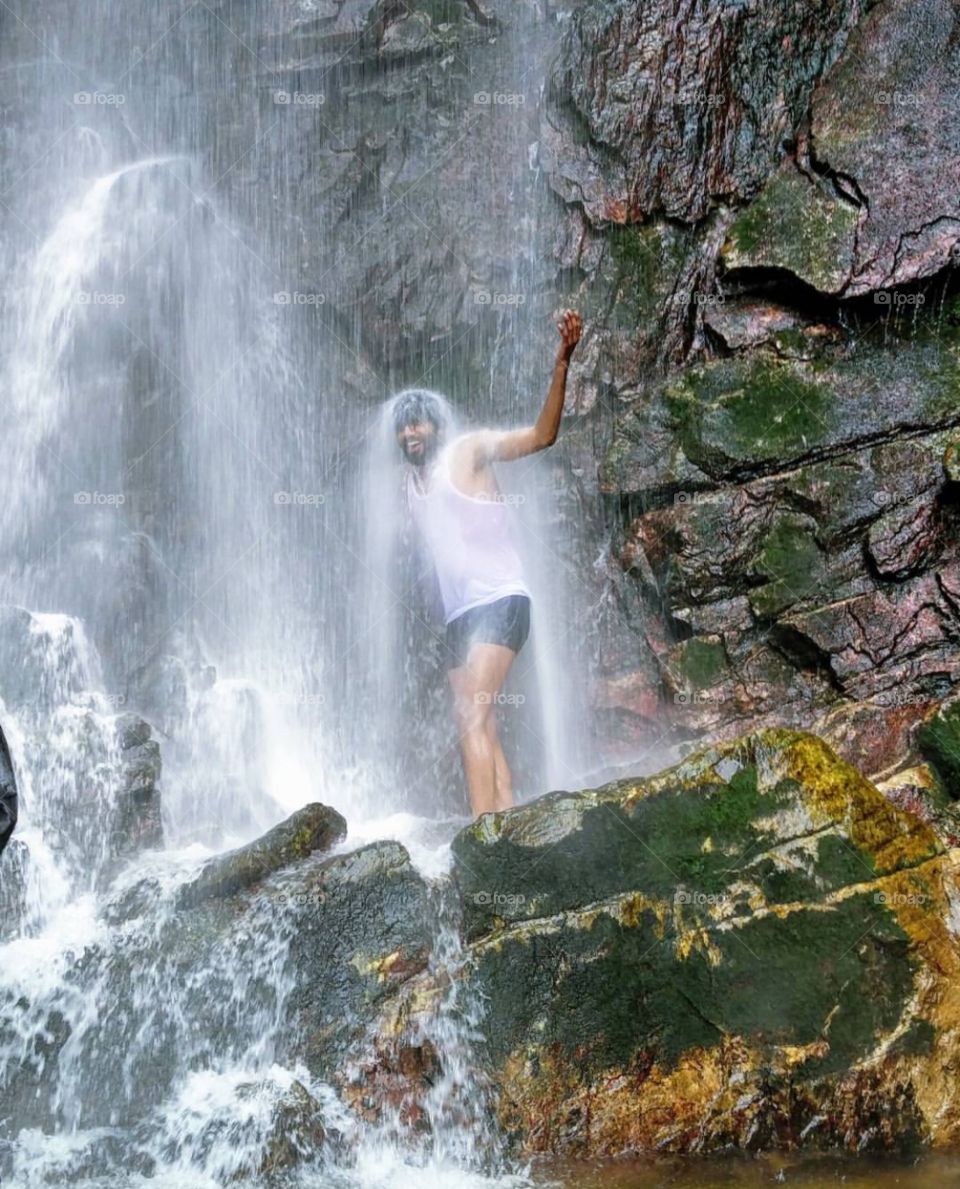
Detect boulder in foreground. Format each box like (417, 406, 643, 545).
(440, 729, 960, 1156)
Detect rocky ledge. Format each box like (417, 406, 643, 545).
(9, 726, 960, 1167)
(362, 728, 960, 1158)
(126, 727, 959, 1162)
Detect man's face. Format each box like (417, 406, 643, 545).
(396, 419, 437, 465)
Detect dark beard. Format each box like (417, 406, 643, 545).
(401, 439, 438, 466)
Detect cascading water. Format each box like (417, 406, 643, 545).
(0, 1, 611, 1185)
(0, 183, 528, 1182)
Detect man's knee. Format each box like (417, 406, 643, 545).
(453, 693, 492, 737)
(449, 689, 487, 722)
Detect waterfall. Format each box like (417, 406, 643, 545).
(0, 1, 598, 1184)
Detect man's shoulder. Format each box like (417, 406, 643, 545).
(448, 429, 496, 465)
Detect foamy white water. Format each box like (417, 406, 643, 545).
(0, 3, 598, 1183)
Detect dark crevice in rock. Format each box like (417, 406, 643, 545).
(935, 569, 960, 621)
(839, 263, 960, 346)
(888, 215, 960, 291)
(805, 136, 869, 212)
(714, 266, 843, 324)
(692, 414, 960, 489)
(766, 622, 846, 696)
(675, 986, 726, 1041)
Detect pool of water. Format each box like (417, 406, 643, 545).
(536, 1151, 960, 1188)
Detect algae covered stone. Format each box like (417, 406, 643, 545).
(721, 165, 859, 294)
(449, 729, 960, 1155)
(176, 802, 347, 909)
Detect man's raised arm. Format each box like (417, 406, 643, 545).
(471, 309, 582, 465)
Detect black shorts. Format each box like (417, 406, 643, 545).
(445, 594, 531, 670)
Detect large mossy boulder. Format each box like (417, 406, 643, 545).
(445, 729, 960, 1156)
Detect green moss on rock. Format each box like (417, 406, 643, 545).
(750, 513, 824, 616)
(474, 883, 913, 1079)
(677, 637, 729, 689)
(916, 702, 960, 801)
(667, 357, 837, 474)
(453, 730, 940, 944)
(722, 166, 859, 294)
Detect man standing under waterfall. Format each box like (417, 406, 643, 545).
(395, 309, 582, 818)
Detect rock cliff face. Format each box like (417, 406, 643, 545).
(540, 0, 960, 779)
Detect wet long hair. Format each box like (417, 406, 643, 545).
(389, 387, 455, 440)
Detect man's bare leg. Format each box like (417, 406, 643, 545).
(448, 641, 518, 817)
(487, 719, 513, 810)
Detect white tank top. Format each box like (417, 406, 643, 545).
(406, 438, 531, 625)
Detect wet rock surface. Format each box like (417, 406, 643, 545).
(175, 801, 347, 909)
(542, 0, 863, 227)
(158, 732, 954, 1164)
(442, 729, 960, 1156)
(286, 839, 435, 1079)
(110, 714, 164, 863)
(10, 724, 960, 1162)
(0, 841, 27, 943)
(0, 805, 428, 1140)
(599, 337, 960, 760)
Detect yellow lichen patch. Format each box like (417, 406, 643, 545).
(711, 880, 767, 920)
(746, 831, 824, 883)
(716, 854, 959, 967)
(498, 1036, 766, 1155)
(870, 853, 960, 1147)
(471, 890, 675, 959)
(777, 732, 939, 872)
(349, 947, 419, 983)
(348, 951, 383, 978)
(866, 857, 960, 977)
(673, 919, 724, 966)
(369, 964, 452, 1043)
(613, 891, 671, 936)
(376, 950, 404, 978)
(752, 804, 817, 840)
(778, 1039, 830, 1068)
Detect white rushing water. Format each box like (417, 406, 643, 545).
(0, 609, 536, 1187)
(0, 4, 596, 1185)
